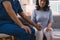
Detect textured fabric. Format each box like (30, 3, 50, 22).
(0, 0, 23, 25)
(31, 9, 53, 40)
(0, 24, 35, 40)
(33, 27, 53, 40)
(31, 9, 53, 28)
(0, 0, 35, 40)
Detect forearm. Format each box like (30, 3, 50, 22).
(19, 12, 37, 27)
(48, 22, 53, 28)
(7, 9, 24, 27)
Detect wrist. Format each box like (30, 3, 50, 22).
(47, 26, 51, 28)
(35, 24, 38, 28)
(19, 24, 25, 27)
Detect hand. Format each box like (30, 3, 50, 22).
(46, 27, 52, 32)
(36, 24, 42, 31)
(21, 25, 31, 34)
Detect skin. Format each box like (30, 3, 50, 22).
(2, 0, 42, 34)
(39, 0, 46, 10)
(39, 0, 53, 32)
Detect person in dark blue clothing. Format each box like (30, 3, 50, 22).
(0, 0, 42, 40)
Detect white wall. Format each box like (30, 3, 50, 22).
(50, 1, 60, 16)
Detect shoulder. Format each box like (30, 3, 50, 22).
(48, 9, 52, 12)
(48, 9, 52, 15)
(33, 9, 39, 12)
(46, 9, 52, 14)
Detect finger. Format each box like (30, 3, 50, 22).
(46, 29, 51, 32)
(48, 29, 51, 31)
(38, 28, 42, 31)
(24, 28, 28, 33)
(46, 29, 49, 32)
(29, 29, 32, 34)
(28, 28, 32, 34)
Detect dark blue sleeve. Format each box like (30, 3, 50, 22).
(0, 0, 10, 3)
(0, 0, 3, 3)
(17, 1, 23, 13)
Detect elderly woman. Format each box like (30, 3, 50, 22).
(0, 0, 42, 40)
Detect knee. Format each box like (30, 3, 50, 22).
(14, 29, 30, 37)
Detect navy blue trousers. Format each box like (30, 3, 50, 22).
(0, 24, 35, 40)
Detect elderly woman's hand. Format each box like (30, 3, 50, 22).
(21, 25, 32, 34)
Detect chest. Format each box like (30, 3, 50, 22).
(35, 11, 50, 22)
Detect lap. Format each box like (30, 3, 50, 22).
(33, 27, 53, 36)
(0, 24, 35, 37)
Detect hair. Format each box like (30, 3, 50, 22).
(36, 0, 50, 11)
